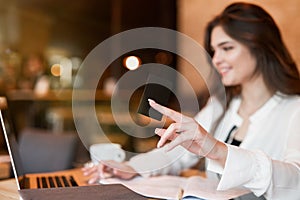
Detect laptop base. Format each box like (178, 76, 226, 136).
(19, 184, 148, 200)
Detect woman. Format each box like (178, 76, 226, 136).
(83, 2, 300, 199)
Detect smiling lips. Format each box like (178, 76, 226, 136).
(218, 66, 231, 76)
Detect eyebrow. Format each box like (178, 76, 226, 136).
(218, 41, 231, 46)
(211, 41, 233, 50)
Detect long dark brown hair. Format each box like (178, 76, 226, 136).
(204, 2, 300, 105)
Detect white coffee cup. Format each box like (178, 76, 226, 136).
(89, 143, 125, 163)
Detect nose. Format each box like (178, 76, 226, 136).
(212, 50, 223, 66)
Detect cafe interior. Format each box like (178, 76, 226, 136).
(0, 0, 299, 182)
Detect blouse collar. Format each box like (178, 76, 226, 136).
(230, 92, 284, 124)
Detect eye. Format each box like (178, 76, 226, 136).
(223, 46, 234, 51)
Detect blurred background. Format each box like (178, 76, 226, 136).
(0, 0, 299, 178)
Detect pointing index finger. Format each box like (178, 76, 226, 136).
(148, 99, 189, 122)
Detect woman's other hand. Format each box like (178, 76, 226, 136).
(82, 160, 138, 184)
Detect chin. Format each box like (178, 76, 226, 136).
(222, 81, 237, 87)
(221, 76, 238, 86)
(221, 79, 231, 86)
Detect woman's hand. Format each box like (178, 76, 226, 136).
(149, 99, 228, 165)
(82, 160, 138, 184)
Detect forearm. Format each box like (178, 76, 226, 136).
(206, 140, 228, 167)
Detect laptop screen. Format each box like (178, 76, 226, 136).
(0, 97, 25, 190)
(0, 97, 81, 190)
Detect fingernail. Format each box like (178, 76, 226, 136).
(154, 128, 160, 134)
(148, 99, 155, 104)
(157, 141, 162, 148)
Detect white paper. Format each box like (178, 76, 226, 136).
(100, 175, 250, 200)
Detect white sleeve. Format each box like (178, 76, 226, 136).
(207, 105, 300, 199)
(210, 146, 273, 195)
(127, 145, 200, 177)
(209, 146, 300, 199)
(265, 106, 300, 199)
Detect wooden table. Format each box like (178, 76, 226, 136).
(0, 178, 19, 200)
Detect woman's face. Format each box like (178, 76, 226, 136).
(210, 26, 257, 86)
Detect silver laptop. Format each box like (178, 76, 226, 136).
(0, 97, 83, 189)
(0, 97, 147, 200)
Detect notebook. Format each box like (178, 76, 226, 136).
(0, 97, 147, 200)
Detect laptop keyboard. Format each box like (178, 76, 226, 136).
(37, 175, 78, 188)
(20, 176, 30, 189)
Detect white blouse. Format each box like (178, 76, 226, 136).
(128, 93, 300, 199)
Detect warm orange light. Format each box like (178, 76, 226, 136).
(51, 64, 61, 77)
(123, 56, 141, 70)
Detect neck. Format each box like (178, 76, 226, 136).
(239, 75, 274, 117)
